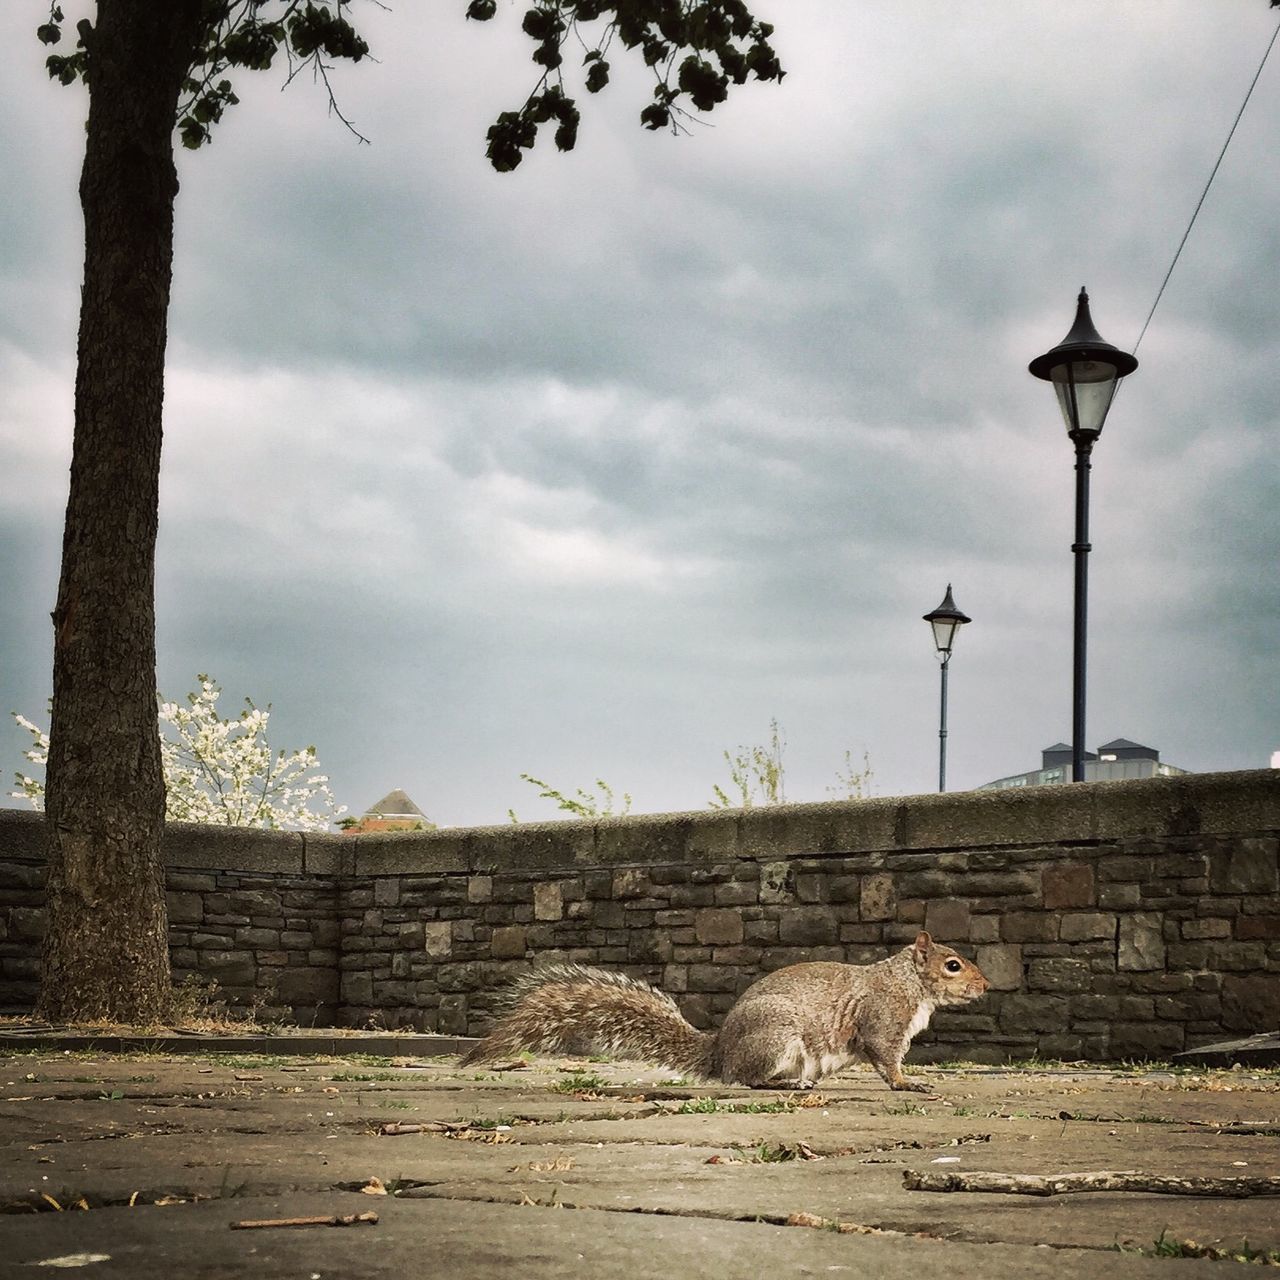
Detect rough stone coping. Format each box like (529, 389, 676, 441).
(2, 767, 1277, 876)
(0, 1027, 476, 1057)
(1171, 1032, 1280, 1069)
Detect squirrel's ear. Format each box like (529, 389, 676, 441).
(914, 931, 933, 953)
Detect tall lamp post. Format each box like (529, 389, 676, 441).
(1029, 288, 1138, 782)
(923, 584, 971, 793)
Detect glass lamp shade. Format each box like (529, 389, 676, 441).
(1029, 288, 1137, 439)
(1047, 359, 1120, 437)
(923, 585, 971, 656)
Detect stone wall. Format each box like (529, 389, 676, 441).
(2, 769, 1278, 1061)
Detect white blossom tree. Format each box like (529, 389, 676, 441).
(13, 676, 344, 832)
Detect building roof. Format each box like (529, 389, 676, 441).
(364, 788, 427, 819)
(1043, 742, 1071, 753)
(1097, 738, 1151, 751)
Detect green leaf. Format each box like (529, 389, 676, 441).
(584, 59, 609, 93)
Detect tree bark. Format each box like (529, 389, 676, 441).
(39, 2, 203, 1023)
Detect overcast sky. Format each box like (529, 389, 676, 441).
(2, 1, 1278, 827)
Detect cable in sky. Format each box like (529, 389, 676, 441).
(1131, 13, 1280, 356)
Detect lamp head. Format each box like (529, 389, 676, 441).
(1028, 288, 1138, 439)
(923, 584, 971, 657)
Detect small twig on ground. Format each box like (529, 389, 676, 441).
(230, 1211, 379, 1230)
(904, 1170, 1280, 1198)
(380, 1121, 453, 1136)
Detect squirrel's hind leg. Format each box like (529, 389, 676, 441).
(717, 1032, 813, 1087)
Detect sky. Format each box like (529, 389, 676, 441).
(2, 1, 1278, 828)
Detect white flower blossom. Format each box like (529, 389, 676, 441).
(11, 676, 346, 831)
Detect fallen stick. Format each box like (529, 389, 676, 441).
(903, 1170, 1280, 1198)
(230, 1211, 379, 1230)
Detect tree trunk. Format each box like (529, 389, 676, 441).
(39, 2, 202, 1024)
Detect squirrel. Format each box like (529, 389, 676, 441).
(460, 930, 988, 1090)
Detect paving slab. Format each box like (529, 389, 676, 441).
(0, 1046, 1276, 1277)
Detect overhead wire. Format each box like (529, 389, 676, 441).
(1130, 13, 1280, 356)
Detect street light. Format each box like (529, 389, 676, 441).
(923, 584, 970, 793)
(1029, 287, 1138, 782)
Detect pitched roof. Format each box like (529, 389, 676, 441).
(364, 788, 427, 819)
(1097, 738, 1150, 751)
(1042, 742, 1071, 753)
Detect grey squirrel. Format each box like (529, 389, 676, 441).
(460, 930, 989, 1090)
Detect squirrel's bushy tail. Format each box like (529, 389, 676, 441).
(459, 964, 714, 1077)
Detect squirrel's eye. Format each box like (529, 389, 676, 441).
(944, 959, 962, 973)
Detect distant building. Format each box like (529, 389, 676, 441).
(978, 739, 1190, 790)
(340, 788, 435, 833)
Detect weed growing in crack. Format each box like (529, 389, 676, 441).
(550, 1073, 608, 1095)
(1116, 1231, 1280, 1264)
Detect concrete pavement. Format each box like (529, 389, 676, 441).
(0, 1045, 1276, 1277)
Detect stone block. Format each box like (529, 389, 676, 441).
(969, 915, 1001, 943)
(839, 923, 883, 944)
(1107, 1021, 1185, 1058)
(1209, 941, 1268, 972)
(713, 882, 757, 907)
(201, 950, 256, 987)
(793, 873, 827, 904)
(742, 919, 778, 946)
(276, 967, 337, 1007)
(1042, 862, 1095, 909)
(374, 878, 401, 907)
(424, 921, 452, 958)
(687, 963, 737, 992)
(1117, 913, 1165, 971)
(628, 933, 673, 964)
(1209, 838, 1279, 895)
(229, 889, 283, 917)
(437, 993, 469, 1035)
(1060, 912, 1116, 942)
(694, 908, 743, 946)
(1098, 883, 1141, 909)
(587, 902, 626, 930)
(1001, 913, 1060, 943)
(997, 994, 1069, 1034)
(1222, 973, 1280, 1032)
(1071, 994, 1153, 1022)
(678, 993, 714, 1029)
(467, 875, 493, 904)
(165, 892, 204, 925)
(1153, 993, 1221, 1021)
(758, 862, 792, 905)
(7, 907, 45, 940)
(235, 927, 280, 948)
(612, 868, 651, 899)
(975, 943, 1023, 991)
(490, 925, 527, 959)
(1236, 915, 1280, 940)
(1181, 917, 1231, 940)
(924, 898, 970, 942)
(778, 907, 838, 946)
(533, 882, 564, 922)
(827, 875, 861, 905)
(1026, 958, 1093, 993)
(312, 919, 340, 947)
